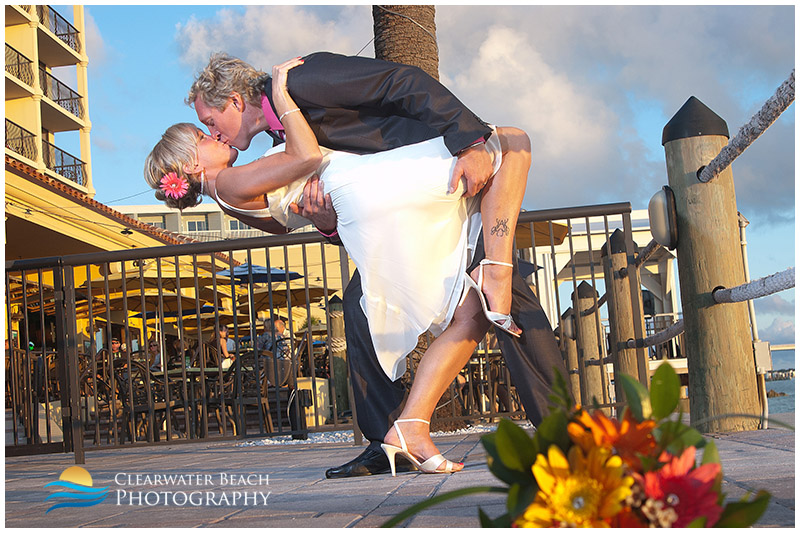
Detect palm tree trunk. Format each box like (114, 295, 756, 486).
(372, 5, 439, 80)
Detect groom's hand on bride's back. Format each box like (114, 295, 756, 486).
(449, 143, 493, 198)
(290, 175, 337, 233)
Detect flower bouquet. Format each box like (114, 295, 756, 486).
(383, 363, 771, 527)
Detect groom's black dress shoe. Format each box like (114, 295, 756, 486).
(325, 447, 416, 478)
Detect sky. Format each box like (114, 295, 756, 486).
(52, 4, 795, 366)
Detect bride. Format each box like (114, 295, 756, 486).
(145, 58, 531, 475)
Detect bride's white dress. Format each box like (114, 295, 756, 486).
(263, 133, 502, 381)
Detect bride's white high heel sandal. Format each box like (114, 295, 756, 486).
(464, 259, 521, 337)
(380, 419, 462, 476)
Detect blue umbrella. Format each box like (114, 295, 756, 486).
(217, 264, 302, 284)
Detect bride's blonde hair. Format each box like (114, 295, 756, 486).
(144, 123, 204, 209)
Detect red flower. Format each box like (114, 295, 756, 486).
(642, 447, 722, 527)
(159, 172, 189, 199)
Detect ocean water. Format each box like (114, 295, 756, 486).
(766, 378, 795, 414)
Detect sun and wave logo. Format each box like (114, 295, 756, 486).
(44, 466, 110, 513)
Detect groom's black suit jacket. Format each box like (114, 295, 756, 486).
(262, 51, 492, 156)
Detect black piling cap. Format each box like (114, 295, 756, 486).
(600, 228, 629, 257)
(576, 280, 597, 299)
(662, 96, 729, 146)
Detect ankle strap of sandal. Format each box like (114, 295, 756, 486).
(480, 259, 514, 268)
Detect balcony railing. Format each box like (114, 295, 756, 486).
(39, 67, 84, 119)
(36, 5, 81, 54)
(5, 44, 35, 87)
(5, 119, 38, 161)
(41, 139, 86, 186)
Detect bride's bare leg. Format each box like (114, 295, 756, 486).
(383, 291, 488, 466)
(473, 127, 531, 330)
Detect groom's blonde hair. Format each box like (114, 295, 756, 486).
(187, 53, 267, 110)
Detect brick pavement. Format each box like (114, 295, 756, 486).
(5, 415, 794, 528)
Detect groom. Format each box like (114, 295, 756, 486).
(187, 51, 568, 478)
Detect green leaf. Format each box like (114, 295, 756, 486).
(534, 409, 571, 453)
(714, 490, 771, 527)
(547, 367, 574, 411)
(478, 508, 493, 527)
(687, 516, 707, 527)
(650, 363, 680, 420)
(506, 483, 520, 513)
(495, 419, 538, 473)
(506, 482, 537, 519)
(701, 439, 720, 465)
(380, 486, 508, 527)
(482, 433, 536, 486)
(617, 373, 652, 421)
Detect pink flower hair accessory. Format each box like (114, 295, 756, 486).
(159, 172, 189, 199)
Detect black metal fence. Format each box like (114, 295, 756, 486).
(41, 140, 86, 186)
(39, 67, 85, 119)
(5, 44, 35, 87)
(6, 202, 654, 463)
(5, 119, 38, 162)
(36, 5, 81, 54)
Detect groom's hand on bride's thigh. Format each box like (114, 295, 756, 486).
(450, 143, 493, 198)
(290, 174, 337, 232)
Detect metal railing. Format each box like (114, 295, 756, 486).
(5, 44, 35, 87)
(5, 119, 38, 162)
(5, 202, 647, 462)
(36, 5, 81, 54)
(41, 139, 86, 186)
(39, 67, 84, 119)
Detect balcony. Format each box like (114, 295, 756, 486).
(39, 67, 84, 119)
(36, 5, 81, 67)
(5, 5, 34, 26)
(5, 44, 35, 99)
(5, 119, 38, 162)
(41, 139, 86, 187)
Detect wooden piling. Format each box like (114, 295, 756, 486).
(560, 308, 581, 405)
(662, 97, 760, 432)
(328, 301, 350, 415)
(573, 281, 607, 411)
(602, 229, 649, 404)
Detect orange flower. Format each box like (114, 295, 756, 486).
(567, 409, 656, 470)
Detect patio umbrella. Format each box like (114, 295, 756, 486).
(236, 282, 327, 312)
(79, 289, 202, 315)
(217, 264, 303, 284)
(78, 258, 218, 294)
(514, 220, 569, 249)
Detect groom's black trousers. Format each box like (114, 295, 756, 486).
(342, 234, 570, 451)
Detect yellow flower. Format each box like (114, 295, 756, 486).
(514, 445, 634, 527)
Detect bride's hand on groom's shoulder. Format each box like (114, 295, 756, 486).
(272, 57, 304, 93)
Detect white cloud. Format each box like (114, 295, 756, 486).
(83, 11, 107, 67)
(760, 318, 796, 346)
(175, 5, 373, 73)
(754, 293, 796, 318)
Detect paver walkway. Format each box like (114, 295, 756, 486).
(5, 414, 794, 528)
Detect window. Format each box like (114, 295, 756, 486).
(140, 215, 165, 229)
(185, 215, 209, 232)
(187, 220, 208, 232)
(229, 219, 250, 231)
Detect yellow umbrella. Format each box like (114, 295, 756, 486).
(237, 282, 327, 312)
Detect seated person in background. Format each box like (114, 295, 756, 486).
(256, 318, 292, 386)
(147, 340, 162, 371)
(256, 318, 290, 359)
(194, 325, 235, 369)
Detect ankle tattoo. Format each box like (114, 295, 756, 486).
(490, 218, 510, 237)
